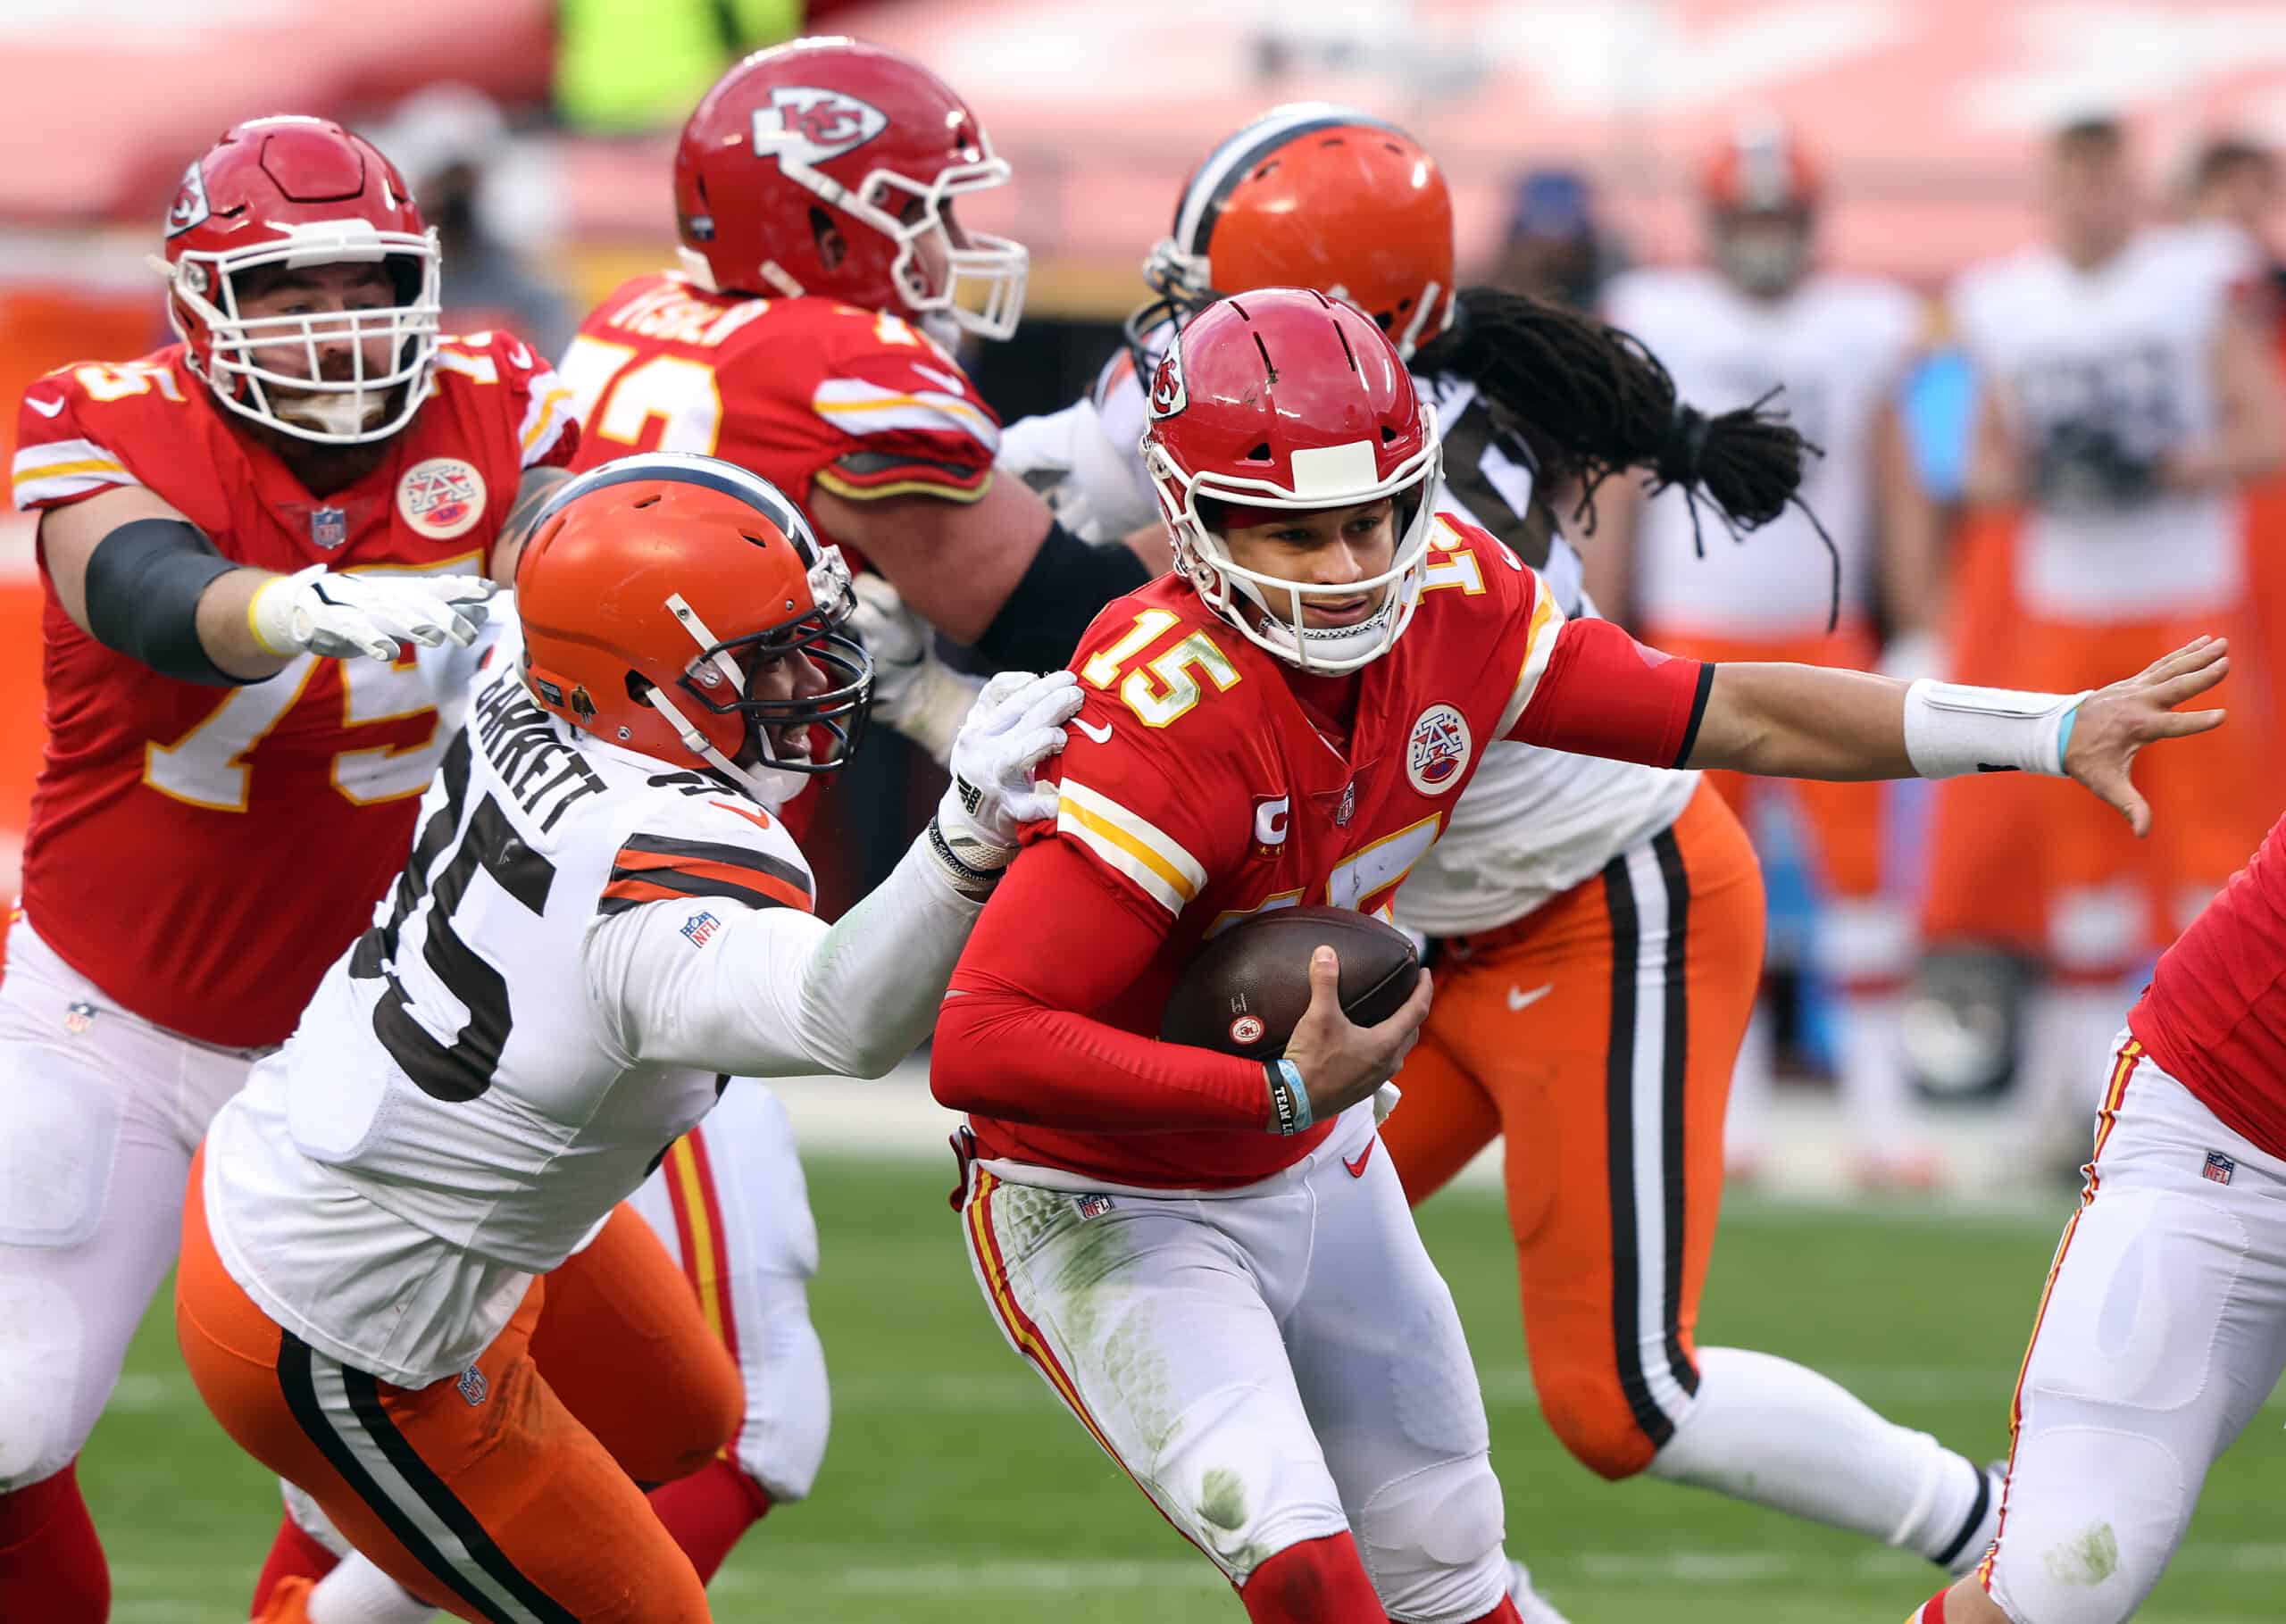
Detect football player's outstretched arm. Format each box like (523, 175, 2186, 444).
(592, 672, 1083, 1080)
(1507, 600, 2230, 839)
(38, 486, 492, 684)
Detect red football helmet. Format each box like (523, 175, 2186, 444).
(1141, 288, 1443, 674)
(674, 37, 1027, 339)
(1131, 104, 1455, 366)
(517, 454, 872, 804)
(1700, 116, 1822, 296)
(157, 116, 441, 445)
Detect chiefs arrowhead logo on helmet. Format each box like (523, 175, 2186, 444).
(1147, 340, 1189, 421)
(165, 160, 211, 238)
(751, 87, 890, 169)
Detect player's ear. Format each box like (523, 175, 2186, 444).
(810, 208, 847, 272)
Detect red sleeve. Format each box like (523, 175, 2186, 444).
(930, 838, 1271, 1134)
(13, 365, 149, 513)
(1506, 616, 1712, 769)
(807, 316, 1001, 504)
(476, 329, 580, 471)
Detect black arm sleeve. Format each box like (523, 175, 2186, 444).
(971, 519, 1151, 673)
(80, 519, 248, 686)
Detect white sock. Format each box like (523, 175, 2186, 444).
(1834, 988, 1919, 1161)
(306, 1554, 437, 1624)
(1646, 1347, 1996, 1567)
(1724, 1004, 1776, 1171)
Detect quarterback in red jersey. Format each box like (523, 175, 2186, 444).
(931, 288, 2229, 1624)
(1909, 815, 2286, 1624)
(561, 37, 1160, 685)
(0, 115, 577, 1620)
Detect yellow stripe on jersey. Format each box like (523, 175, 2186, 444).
(520, 386, 577, 455)
(668, 1139, 728, 1345)
(1055, 778, 1206, 916)
(1495, 574, 1568, 739)
(12, 455, 129, 489)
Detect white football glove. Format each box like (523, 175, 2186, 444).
(848, 573, 985, 767)
(932, 669, 1084, 880)
(249, 562, 496, 663)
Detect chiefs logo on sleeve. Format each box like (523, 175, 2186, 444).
(752, 88, 889, 167)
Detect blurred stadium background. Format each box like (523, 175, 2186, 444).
(10, 1, 2286, 1618)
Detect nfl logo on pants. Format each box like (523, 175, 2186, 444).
(457, 1366, 488, 1405)
(2203, 1151, 2236, 1186)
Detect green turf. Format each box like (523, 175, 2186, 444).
(87, 1156, 2286, 1621)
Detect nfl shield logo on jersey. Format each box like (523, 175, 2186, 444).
(309, 506, 347, 549)
(2203, 1151, 2236, 1186)
(456, 1366, 488, 1405)
(1406, 704, 1473, 795)
(680, 911, 722, 949)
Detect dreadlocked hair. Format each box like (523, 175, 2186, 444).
(1413, 285, 1843, 627)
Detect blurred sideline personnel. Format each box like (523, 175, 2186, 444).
(986, 104, 2015, 1597)
(1906, 805, 2286, 1624)
(0, 115, 574, 1624)
(1598, 119, 1944, 1184)
(2183, 137, 2286, 812)
(933, 287, 2229, 1624)
(370, 85, 577, 359)
(1487, 167, 1623, 312)
(1928, 116, 2284, 1149)
(559, 37, 1156, 692)
(177, 454, 1081, 1624)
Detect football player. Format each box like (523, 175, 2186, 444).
(931, 287, 2226, 1624)
(1926, 115, 2285, 1156)
(0, 115, 577, 1621)
(1599, 119, 1943, 1183)
(177, 453, 1080, 1624)
(1906, 804, 2286, 1624)
(982, 105, 2012, 1602)
(559, 36, 1157, 691)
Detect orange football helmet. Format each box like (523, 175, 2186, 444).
(1130, 103, 1455, 365)
(1700, 116, 1822, 296)
(517, 454, 871, 802)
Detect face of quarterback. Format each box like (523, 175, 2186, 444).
(1222, 499, 1397, 629)
(232, 261, 399, 427)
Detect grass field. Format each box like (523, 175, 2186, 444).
(88, 1155, 2286, 1623)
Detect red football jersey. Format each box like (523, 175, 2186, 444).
(560, 274, 1003, 574)
(946, 515, 1708, 1187)
(9, 333, 580, 1047)
(2130, 809, 2286, 1158)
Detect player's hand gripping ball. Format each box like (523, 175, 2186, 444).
(1160, 905, 1421, 1061)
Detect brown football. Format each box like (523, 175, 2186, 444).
(1160, 905, 1422, 1061)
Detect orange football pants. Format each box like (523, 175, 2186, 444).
(1645, 623, 1888, 904)
(1919, 602, 2270, 965)
(177, 1155, 740, 1623)
(1381, 783, 1764, 1478)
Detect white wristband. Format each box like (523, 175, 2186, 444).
(1901, 678, 2089, 779)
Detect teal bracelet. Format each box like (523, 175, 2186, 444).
(1265, 1057, 1313, 1136)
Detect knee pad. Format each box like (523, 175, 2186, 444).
(1986, 1426, 2181, 1624)
(0, 1270, 88, 1489)
(1533, 1362, 1664, 1482)
(1355, 1454, 1507, 1623)
(735, 1291, 830, 1503)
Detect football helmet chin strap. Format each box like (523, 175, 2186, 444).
(643, 593, 812, 810)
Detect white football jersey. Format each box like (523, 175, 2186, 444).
(202, 626, 972, 1387)
(1951, 226, 2250, 621)
(1603, 268, 1922, 639)
(997, 332, 1695, 937)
